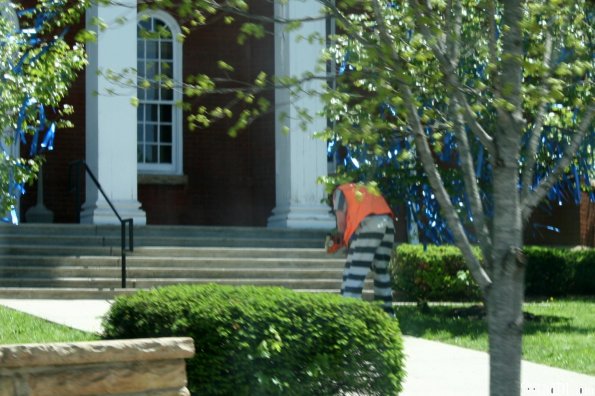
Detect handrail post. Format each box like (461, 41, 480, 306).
(69, 159, 134, 289)
(68, 161, 82, 223)
(121, 221, 127, 288)
(128, 219, 134, 251)
(75, 162, 81, 223)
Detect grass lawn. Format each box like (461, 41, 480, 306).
(395, 298, 595, 375)
(0, 305, 98, 345)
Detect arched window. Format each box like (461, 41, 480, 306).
(137, 10, 183, 175)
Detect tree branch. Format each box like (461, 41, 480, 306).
(495, 0, 525, 137)
(446, 0, 461, 64)
(446, 0, 493, 258)
(408, 87, 492, 292)
(452, 99, 493, 262)
(317, 0, 384, 51)
(372, 0, 492, 291)
(486, 0, 498, 85)
(521, 102, 595, 223)
(521, 102, 547, 198)
(521, 33, 553, 200)
(408, 0, 497, 162)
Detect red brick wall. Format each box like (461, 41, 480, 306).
(524, 199, 582, 247)
(138, 2, 276, 226)
(524, 192, 595, 247)
(21, 1, 276, 227)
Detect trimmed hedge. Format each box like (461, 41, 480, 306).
(390, 244, 482, 303)
(525, 246, 595, 296)
(391, 244, 595, 302)
(102, 284, 405, 396)
(573, 249, 595, 294)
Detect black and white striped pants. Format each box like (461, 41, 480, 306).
(341, 215, 396, 315)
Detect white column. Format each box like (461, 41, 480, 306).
(82, 0, 146, 225)
(267, 0, 335, 230)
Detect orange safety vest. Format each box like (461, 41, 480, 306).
(337, 183, 394, 246)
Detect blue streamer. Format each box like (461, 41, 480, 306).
(325, 5, 593, 246)
(30, 130, 39, 155)
(475, 145, 484, 178)
(16, 97, 31, 142)
(0, 206, 19, 225)
(572, 165, 581, 204)
(1, 3, 65, 224)
(339, 51, 349, 75)
(533, 223, 561, 233)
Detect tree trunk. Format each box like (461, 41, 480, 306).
(487, 164, 525, 396)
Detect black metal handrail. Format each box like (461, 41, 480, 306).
(69, 160, 133, 288)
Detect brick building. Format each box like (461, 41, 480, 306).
(15, 1, 593, 246)
(20, 0, 335, 230)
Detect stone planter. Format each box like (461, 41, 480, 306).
(0, 337, 195, 396)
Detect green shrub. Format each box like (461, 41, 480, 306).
(391, 244, 594, 301)
(391, 244, 482, 303)
(572, 249, 595, 294)
(525, 247, 595, 296)
(524, 247, 576, 297)
(102, 284, 404, 396)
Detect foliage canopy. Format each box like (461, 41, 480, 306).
(0, 0, 87, 222)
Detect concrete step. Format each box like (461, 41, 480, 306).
(0, 255, 344, 268)
(0, 224, 328, 249)
(0, 277, 358, 290)
(0, 245, 336, 259)
(0, 224, 347, 299)
(0, 266, 344, 279)
(0, 277, 125, 288)
(126, 256, 345, 268)
(0, 235, 115, 247)
(0, 245, 119, 257)
(131, 246, 330, 259)
(0, 235, 323, 249)
(0, 255, 121, 267)
(2, 223, 325, 237)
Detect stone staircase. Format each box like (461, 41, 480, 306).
(0, 223, 362, 299)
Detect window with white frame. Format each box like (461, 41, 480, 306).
(137, 10, 182, 175)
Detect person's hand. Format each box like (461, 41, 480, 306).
(325, 233, 343, 254)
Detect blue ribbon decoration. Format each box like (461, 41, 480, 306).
(324, 5, 593, 246)
(41, 122, 56, 150)
(475, 145, 484, 178)
(1, 2, 65, 224)
(0, 206, 19, 225)
(570, 164, 581, 205)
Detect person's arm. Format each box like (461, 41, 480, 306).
(333, 189, 347, 241)
(335, 209, 346, 235)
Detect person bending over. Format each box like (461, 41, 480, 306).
(328, 182, 396, 316)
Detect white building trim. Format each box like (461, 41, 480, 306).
(267, 0, 335, 229)
(82, 0, 146, 225)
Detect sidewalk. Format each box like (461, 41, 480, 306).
(1, 299, 593, 396)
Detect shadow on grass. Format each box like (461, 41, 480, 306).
(394, 304, 589, 338)
(395, 305, 487, 339)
